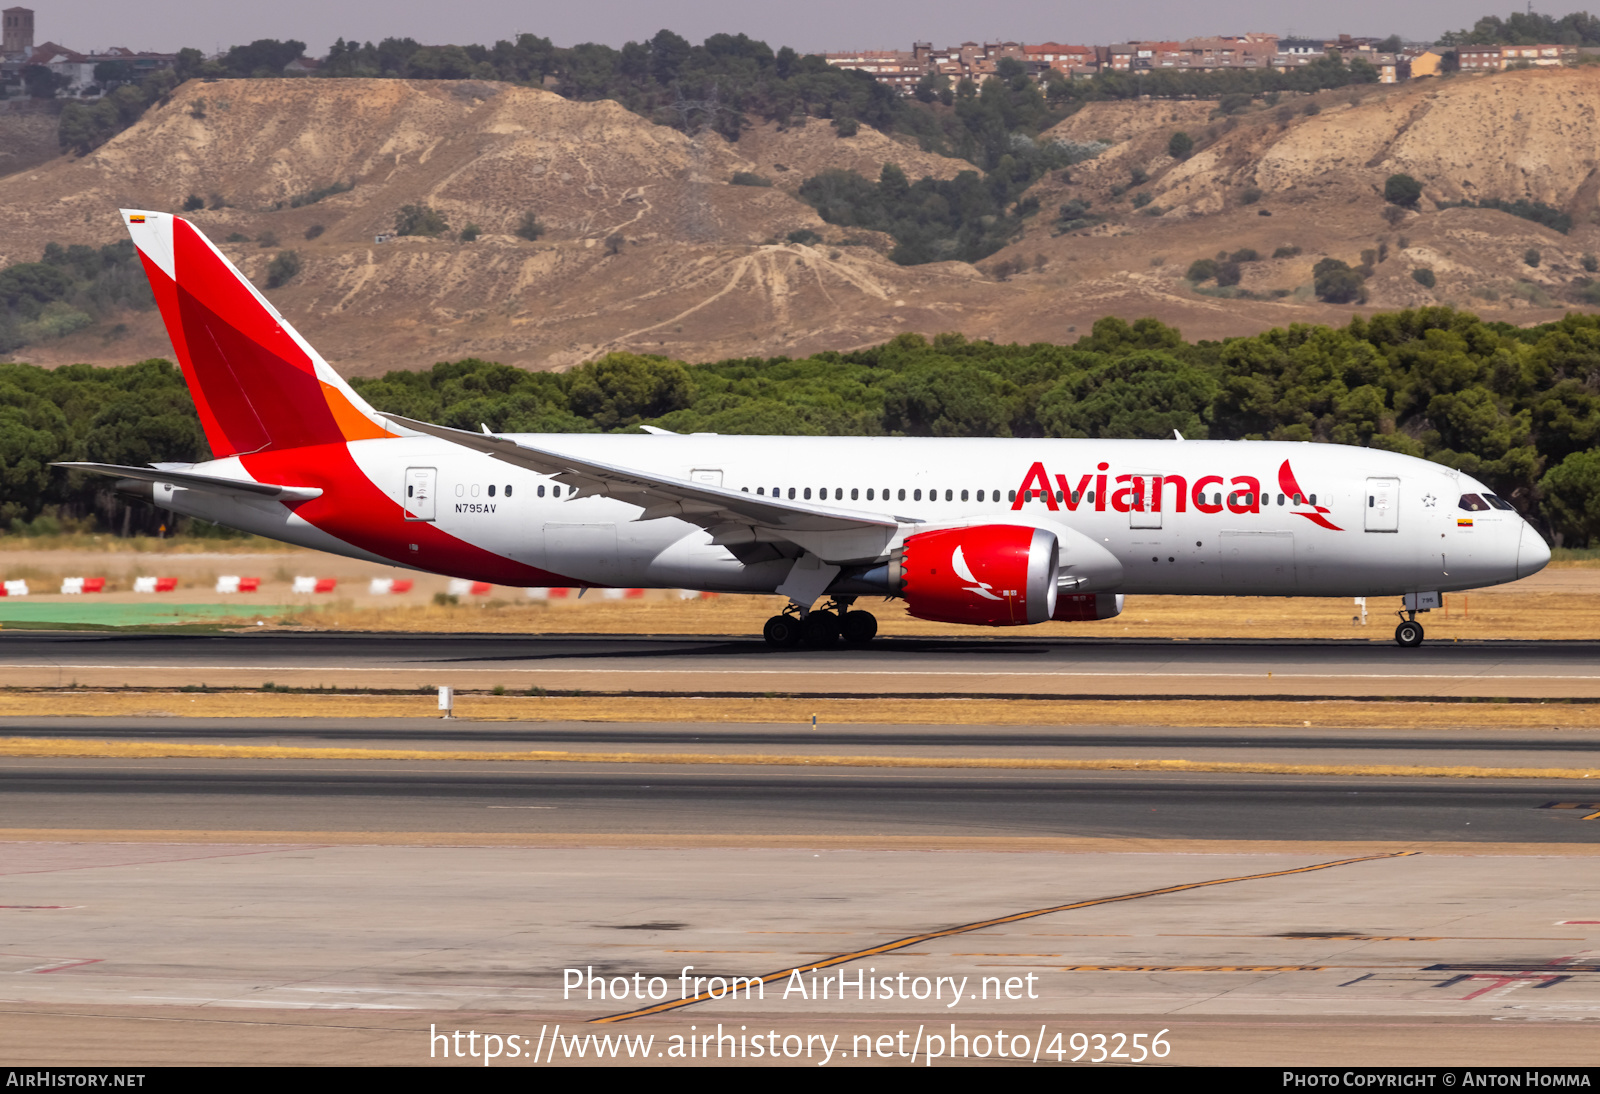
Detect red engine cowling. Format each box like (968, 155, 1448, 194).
(1052, 592, 1125, 621)
(897, 525, 1059, 626)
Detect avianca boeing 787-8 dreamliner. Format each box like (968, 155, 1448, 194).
(58, 211, 1551, 648)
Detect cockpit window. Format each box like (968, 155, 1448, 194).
(1458, 494, 1490, 512)
(1484, 494, 1515, 511)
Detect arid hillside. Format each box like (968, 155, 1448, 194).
(4, 70, 1600, 375)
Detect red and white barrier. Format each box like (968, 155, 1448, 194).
(60, 577, 107, 594)
(134, 577, 179, 593)
(368, 578, 415, 595)
(215, 576, 261, 593)
(292, 576, 337, 594)
(447, 579, 493, 596)
(2, 580, 28, 597)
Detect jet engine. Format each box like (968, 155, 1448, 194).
(888, 525, 1060, 626)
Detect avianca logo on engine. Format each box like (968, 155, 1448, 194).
(952, 544, 1008, 601)
(1011, 458, 1342, 531)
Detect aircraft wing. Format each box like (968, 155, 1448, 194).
(382, 415, 909, 563)
(55, 462, 324, 502)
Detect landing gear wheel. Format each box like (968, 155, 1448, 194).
(840, 610, 878, 645)
(801, 611, 841, 647)
(1394, 619, 1425, 647)
(763, 614, 803, 647)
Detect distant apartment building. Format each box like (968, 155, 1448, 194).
(1457, 45, 1506, 70)
(1107, 34, 1276, 73)
(822, 47, 925, 92)
(1022, 42, 1098, 77)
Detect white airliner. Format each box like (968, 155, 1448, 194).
(59, 211, 1550, 648)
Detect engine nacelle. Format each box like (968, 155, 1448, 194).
(895, 524, 1059, 626)
(1052, 592, 1125, 621)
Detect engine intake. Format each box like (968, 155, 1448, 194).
(894, 525, 1059, 626)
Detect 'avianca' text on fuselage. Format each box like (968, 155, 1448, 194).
(55, 210, 1552, 650)
(1013, 458, 1344, 531)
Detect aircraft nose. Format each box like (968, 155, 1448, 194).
(1517, 521, 1551, 579)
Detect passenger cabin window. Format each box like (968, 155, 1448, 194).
(898, 489, 906, 501)
(538, 485, 545, 497)
(505, 485, 512, 497)
(488, 485, 496, 497)
(914, 489, 922, 501)
(1459, 494, 1490, 512)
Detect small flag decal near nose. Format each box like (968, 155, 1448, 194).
(128, 214, 146, 223)
(1458, 518, 1473, 527)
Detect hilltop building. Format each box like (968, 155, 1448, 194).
(2, 5, 32, 55)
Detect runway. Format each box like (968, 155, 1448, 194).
(4, 754, 1598, 842)
(5, 631, 1600, 697)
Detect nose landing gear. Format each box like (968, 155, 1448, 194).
(1388, 607, 1427, 649)
(1394, 616, 1425, 647)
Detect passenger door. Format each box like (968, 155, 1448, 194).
(1365, 477, 1399, 532)
(403, 467, 436, 522)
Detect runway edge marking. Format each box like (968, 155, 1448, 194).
(591, 850, 1418, 1023)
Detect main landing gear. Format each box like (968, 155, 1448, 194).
(763, 597, 878, 648)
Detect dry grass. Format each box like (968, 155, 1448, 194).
(2, 735, 1594, 780)
(2, 691, 1596, 730)
(248, 583, 1600, 641)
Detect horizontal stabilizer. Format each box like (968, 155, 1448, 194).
(55, 462, 324, 502)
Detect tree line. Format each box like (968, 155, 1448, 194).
(5, 307, 1599, 545)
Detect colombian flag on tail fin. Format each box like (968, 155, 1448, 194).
(120, 210, 393, 458)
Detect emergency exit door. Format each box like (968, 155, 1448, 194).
(404, 467, 437, 521)
(1365, 477, 1399, 532)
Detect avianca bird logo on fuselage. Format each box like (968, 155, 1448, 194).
(1011, 458, 1343, 531)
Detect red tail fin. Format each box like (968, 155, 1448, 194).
(121, 209, 391, 457)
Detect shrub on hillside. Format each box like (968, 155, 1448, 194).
(1412, 268, 1436, 289)
(1384, 174, 1422, 209)
(1167, 131, 1194, 160)
(1272, 245, 1302, 259)
(731, 171, 772, 187)
(1314, 257, 1365, 303)
(1524, 248, 1542, 268)
(264, 250, 301, 289)
(395, 205, 449, 238)
(513, 212, 546, 241)
(1186, 258, 1218, 283)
